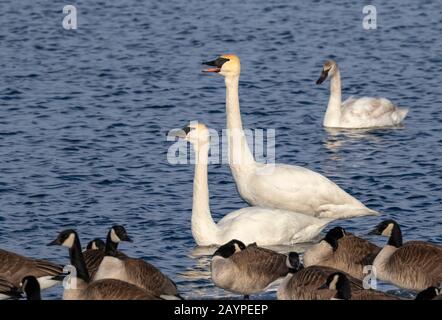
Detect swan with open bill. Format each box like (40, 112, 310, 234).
(169, 121, 331, 245)
(202, 54, 379, 220)
(316, 59, 408, 128)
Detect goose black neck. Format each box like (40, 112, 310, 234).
(387, 224, 403, 248)
(288, 264, 304, 274)
(336, 279, 351, 300)
(68, 236, 90, 283)
(26, 287, 41, 301)
(104, 231, 119, 257)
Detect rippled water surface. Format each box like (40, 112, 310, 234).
(0, 0, 441, 299)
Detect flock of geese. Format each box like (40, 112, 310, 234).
(0, 54, 439, 300)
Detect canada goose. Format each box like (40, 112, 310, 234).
(277, 252, 363, 300)
(415, 287, 442, 300)
(48, 229, 161, 300)
(93, 225, 182, 300)
(85, 239, 105, 251)
(0, 277, 21, 300)
(21, 276, 41, 300)
(369, 219, 442, 291)
(316, 60, 408, 128)
(210, 240, 289, 299)
(278, 254, 398, 300)
(0, 248, 63, 290)
(169, 122, 330, 245)
(83, 237, 127, 278)
(319, 272, 401, 300)
(202, 54, 378, 220)
(303, 226, 380, 279)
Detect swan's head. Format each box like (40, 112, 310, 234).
(169, 121, 210, 145)
(202, 54, 241, 77)
(213, 239, 246, 258)
(316, 60, 338, 85)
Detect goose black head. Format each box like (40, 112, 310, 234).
(47, 229, 78, 248)
(213, 239, 246, 258)
(323, 226, 346, 251)
(368, 219, 397, 236)
(319, 272, 351, 300)
(368, 219, 402, 247)
(21, 276, 41, 300)
(86, 238, 105, 251)
(110, 225, 132, 243)
(415, 286, 441, 300)
(287, 252, 303, 273)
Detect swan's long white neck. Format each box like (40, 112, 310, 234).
(224, 75, 255, 169)
(323, 67, 342, 127)
(191, 141, 218, 246)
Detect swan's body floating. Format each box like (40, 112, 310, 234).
(170, 122, 331, 246)
(202, 54, 378, 220)
(316, 60, 408, 128)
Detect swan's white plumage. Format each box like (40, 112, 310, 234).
(206, 54, 379, 220)
(318, 60, 408, 128)
(175, 122, 332, 246)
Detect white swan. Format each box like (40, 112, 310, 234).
(170, 122, 331, 246)
(202, 54, 378, 220)
(316, 60, 409, 128)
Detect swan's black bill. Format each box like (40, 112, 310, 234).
(202, 57, 230, 73)
(316, 69, 329, 85)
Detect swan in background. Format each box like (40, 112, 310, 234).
(169, 122, 331, 246)
(202, 54, 378, 220)
(316, 60, 408, 128)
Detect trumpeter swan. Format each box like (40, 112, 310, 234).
(169, 122, 331, 246)
(202, 54, 378, 220)
(316, 60, 409, 128)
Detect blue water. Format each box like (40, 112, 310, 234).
(0, 0, 441, 299)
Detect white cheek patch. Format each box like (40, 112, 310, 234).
(62, 233, 75, 248)
(381, 223, 394, 236)
(233, 243, 242, 253)
(91, 242, 98, 250)
(110, 229, 121, 243)
(329, 275, 339, 290)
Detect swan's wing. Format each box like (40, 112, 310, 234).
(343, 97, 397, 119)
(251, 164, 361, 213)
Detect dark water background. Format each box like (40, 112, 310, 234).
(0, 0, 441, 299)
